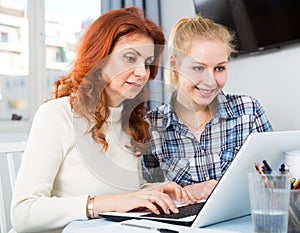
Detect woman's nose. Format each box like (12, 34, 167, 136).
(133, 65, 148, 78)
(202, 69, 216, 86)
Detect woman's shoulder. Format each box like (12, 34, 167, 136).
(147, 103, 170, 119)
(224, 93, 261, 107)
(225, 93, 258, 103)
(34, 96, 72, 122)
(222, 93, 265, 115)
(38, 96, 71, 112)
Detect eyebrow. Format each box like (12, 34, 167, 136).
(191, 61, 228, 66)
(128, 48, 141, 56)
(126, 48, 155, 60)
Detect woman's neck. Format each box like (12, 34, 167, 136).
(173, 96, 217, 138)
(174, 100, 208, 123)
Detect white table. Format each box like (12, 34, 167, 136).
(62, 215, 253, 233)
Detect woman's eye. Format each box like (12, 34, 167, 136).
(215, 66, 226, 72)
(124, 53, 137, 63)
(193, 66, 204, 71)
(145, 58, 154, 68)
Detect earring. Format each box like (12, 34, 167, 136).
(172, 70, 178, 79)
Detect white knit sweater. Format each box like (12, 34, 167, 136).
(11, 97, 142, 233)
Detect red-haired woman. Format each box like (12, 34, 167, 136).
(10, 7, 196, 233)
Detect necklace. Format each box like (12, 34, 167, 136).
(173, 99, 211, 134)
(179, 117, 207, 133)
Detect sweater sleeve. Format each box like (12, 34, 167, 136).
(10, 100, 89, 233)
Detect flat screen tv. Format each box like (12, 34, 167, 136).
(194, 0, 300, 55)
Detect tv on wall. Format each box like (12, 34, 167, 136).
(194, 0, 300, 55)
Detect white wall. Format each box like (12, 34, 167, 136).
(161, 0, 300, 131)
(226, 45, 300, 131)
(160, 0, 196, 38)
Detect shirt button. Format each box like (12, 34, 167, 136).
(201, 150, 205, 154)
(170, 164, 175, 170)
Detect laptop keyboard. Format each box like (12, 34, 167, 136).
(142, 201, 205, 219)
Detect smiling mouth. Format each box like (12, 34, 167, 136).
(195, 86, 215, 95)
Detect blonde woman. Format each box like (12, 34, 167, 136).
(142, 15, 272, 199)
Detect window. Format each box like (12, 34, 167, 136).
(0, 0, 100, 133)
(0, 1, 28, 125)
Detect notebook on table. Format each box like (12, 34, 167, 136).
(99, 130, 300, 228)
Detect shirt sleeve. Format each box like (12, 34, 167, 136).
(252, 98, 273, 132)
(10, 100, 89, 232)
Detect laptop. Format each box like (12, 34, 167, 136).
(99, 130, 300, 228)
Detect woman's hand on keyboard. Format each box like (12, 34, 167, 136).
(183, 179, 218, 200)
(98, 189, 183, 215)
(142, 181, 197, 205)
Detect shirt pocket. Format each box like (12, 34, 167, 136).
(219, 146, 241, 174)
(161, 137, 195, 159)
(189, 151, 222, 181)
(160, 157, 191, 184)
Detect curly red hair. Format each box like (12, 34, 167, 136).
(51, 7, 165, 153)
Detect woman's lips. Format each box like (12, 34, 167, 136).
(125, 81, 143, 90)
(195, 86, 215, 97)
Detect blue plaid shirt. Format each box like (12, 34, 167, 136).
(142, 91, 273, 186)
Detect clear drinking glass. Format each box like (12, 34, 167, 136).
(248, 173, 291, 233)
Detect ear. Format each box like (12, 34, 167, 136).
(170, 55, 177, 70)
(170, 55, 179, 81)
